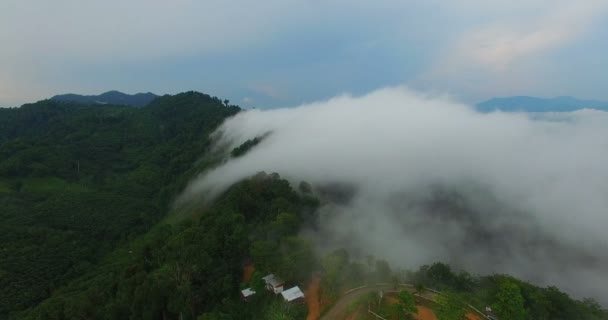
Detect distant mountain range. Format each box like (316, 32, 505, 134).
(51, 90, 158, 107)
(476, 96, 608, 113)
(49, 92, 608, 112)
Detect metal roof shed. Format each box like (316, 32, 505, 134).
(281, 286, 305, 302)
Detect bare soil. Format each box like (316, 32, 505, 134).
(466, 313, 483, 320)
(242, 264, 254, 283)
(412, 306, 438, 320)
(306, 274, 322, 320)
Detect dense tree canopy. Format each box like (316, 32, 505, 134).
(493, 279, 527, 320)
(410, 263, 608, 320)
(0, 92, 239, 318)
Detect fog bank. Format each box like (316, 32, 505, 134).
(184, 87, 608, 302)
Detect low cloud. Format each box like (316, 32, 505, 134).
(183, 86, 608, 303)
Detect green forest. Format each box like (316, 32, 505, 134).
(1, 92, 607, 320)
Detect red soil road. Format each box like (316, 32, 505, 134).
(411, 306, 483, 320)
(320, 286, 384, 320)
(242, 264, 254, 283)
(466, 313, 483, 320)
(413, 306, 438, 320)
(384, 294, 430, 320)
(305, 274, 321, 320)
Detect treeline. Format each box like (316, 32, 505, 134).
(283, 246, 608, 320)
(0, 92, 239, 318)
(409, 262, 608, 320)
(20, 173, 317, 320)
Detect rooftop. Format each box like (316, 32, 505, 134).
(281, 286, 305, 302)
(262, 274, 284, 287)
(241, 288, 256, 298)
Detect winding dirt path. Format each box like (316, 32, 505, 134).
(242, 264, 254, 283)
(306, 275, 321, 320)
(320, 286, 387, 320)
(413, 306, 438, 320)
(466, 313, 483, 320)
(320, 284, 487, 320)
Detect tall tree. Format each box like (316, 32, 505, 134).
(492, 279, 526, 320)
(398, 290, 418, 318)
(435, 293, 466, 320)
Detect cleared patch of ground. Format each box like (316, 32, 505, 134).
(242, 264, 254, 283)
(320, 287, 381, 320)
(306, 274, 321, 320)
(466, 312, 483, 320)
(412, 306, 438, 320)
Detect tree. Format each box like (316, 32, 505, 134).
(278, 237, 315, 283)
(375, 259, 392, 282)
(398, 290, 418, 317)
(414, 283, 425, 295)
(271, 212, 299, 238)
(250, 271, 266, 294)
(250, 240, 280, 274)
(435, 293, 466, 320)
(426, 263, 455, 289)
(298, 181, 312, 193)
(321, 249, 350, 294)
(492, 279, 526, 320)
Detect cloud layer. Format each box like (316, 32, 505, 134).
(184, 87, 608, 302)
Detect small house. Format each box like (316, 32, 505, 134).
(240, 288, 256, 301)
(262, 274, 285, 294)
(281, 286, 305, 303)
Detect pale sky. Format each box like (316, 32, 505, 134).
(1, 0, 608, 107)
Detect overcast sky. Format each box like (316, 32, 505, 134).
(1, 0, 608, 107)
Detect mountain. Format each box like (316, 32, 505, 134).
(0, 91, 240, 318)
(51, 90, 158, 107)
(2, 92, 606, 320)
(476, 96, 608, 113)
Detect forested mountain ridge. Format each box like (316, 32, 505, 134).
(50, 91, 158, 107)
(2, 91, 607, 320)
(0, 92, 240, 318)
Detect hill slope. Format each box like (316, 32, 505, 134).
(0, 92, 239, 318)
(50, 90, 158, 107)
(476, 96, 608, 112)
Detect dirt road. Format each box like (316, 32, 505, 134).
(320, 285, 392, 320)
(306, 275, 321, 320)
(320, 284, 438, 320)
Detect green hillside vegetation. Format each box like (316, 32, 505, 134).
(20, 172, 315, 320)
(0, 92, 239, 318)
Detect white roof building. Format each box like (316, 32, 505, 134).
(281, 286, 305, 302)
(241, 288, 256, 298)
